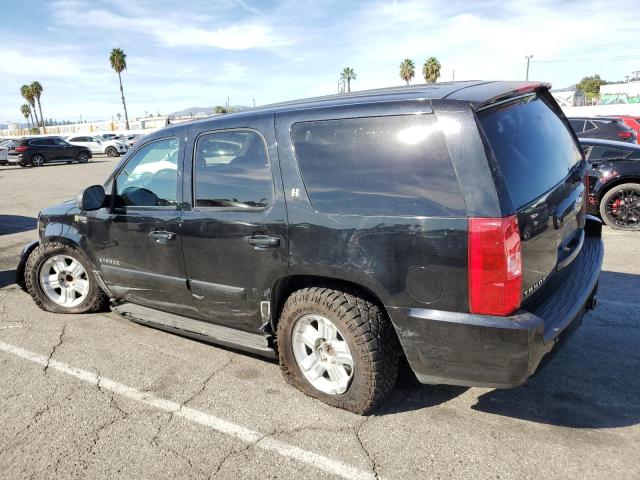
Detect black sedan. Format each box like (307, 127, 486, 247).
(581, 138, 640, 229)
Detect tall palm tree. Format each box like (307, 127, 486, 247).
(20, 85, 39, 130)
(30, 81, 45, 133)
(340, 67, 357, 93)
(399, 59, 415, 85)
(422, 57, 441, 83)
(110, 48, 130, 129)
(20, 104, 31, 132)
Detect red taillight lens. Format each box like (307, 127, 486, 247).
(468, 215, 522, 316)
(617, 131, 633, 140)
(15, 146, 29, 153)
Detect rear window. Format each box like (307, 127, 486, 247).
(478, 94, 582, 209)
(290, 115, 465, 217)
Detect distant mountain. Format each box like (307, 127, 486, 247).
(168, 105, 251, 117)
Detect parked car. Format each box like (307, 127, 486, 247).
(66, 135, 127, 157)
(120, 134, 145, 148)
(16, 81, 603, 413)
(0, 139, 15, 165)
(6, 137, 92, 167)
(611, 115, 640, 143)
(581, 137, 640, 229)
(96, 133, 120, 141)
(568, 116, 636, 143)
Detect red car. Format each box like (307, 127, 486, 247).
(613, 115, 640, 143)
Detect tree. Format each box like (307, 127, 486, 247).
(20, 104, 31, 131)
(422, 57, 441, 83)
(20, 85, 39, 130)
(399, 59, 415, 85)
(577, 74, 607, 102)
(30, 81, 45, 133)
(110, 48, 130, 129)
(340, 67, 357, 93)
(214, 106, 228, 114)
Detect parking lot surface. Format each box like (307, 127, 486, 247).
(1, 158, 639, 479)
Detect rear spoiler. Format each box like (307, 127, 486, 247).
(475, 83, 552, 111)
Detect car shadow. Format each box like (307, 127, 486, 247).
(471, 270, 640, 428)
(0, 269, 16, 288)
(0, 215, 37, 235)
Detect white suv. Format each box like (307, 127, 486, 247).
(66, 135, 127, 157)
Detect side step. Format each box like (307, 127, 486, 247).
(113, 302, 276, 358)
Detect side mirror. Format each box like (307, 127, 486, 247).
(78, 185, 106, 211)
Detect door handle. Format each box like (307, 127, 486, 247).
(149, 231, 176, 244)
(245, 235, 280, 249)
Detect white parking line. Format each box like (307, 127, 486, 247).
(0, 341, 375, 480)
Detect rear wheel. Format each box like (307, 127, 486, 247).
(30, 154, 45, 167)
(78, 151, 90, 163)
(25, 242, 107, 313)
(600, 183, 640, 230)
(105, 146, 117, 157)
(277, 287, 400, 414)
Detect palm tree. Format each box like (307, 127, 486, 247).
(20, 85, 39, 130)
(30, 81, 45, 133)
(340, 67, 357, 93)
(20, 104, 31, 132)
(422, 57, 441, 83)
(110, 48, 130, 130)
(399, 59, 415, 85)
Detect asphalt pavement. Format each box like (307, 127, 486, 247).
(0, 157, 638, 479)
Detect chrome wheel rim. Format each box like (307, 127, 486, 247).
(39, 255, 90, 307)
(292, 314, 354, 395)
(106, 148, 115, 157)
(32, 155, 44, 166)
(79, 153, 88, 163)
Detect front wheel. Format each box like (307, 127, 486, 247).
(25, 242, 108, 313)
(599, 183, 640, 230)
(77, 152, 90, 163)
(277, 287, 400, 414)
(105, 146, 117, 157)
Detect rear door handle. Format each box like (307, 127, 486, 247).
(149, 231, 176, 244)
(245, 235, 280, 249)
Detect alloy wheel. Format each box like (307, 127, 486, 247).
(291, 314, 354, 395)
(604, 188, 640, 229)
(38, 255, 90, 308)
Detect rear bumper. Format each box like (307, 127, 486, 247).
(387, 218, 604, 388)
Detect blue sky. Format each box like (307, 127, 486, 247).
(2, 0, 639, 122)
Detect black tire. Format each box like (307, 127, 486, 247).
(105, 146, 117, 157)
(277, 287, 400, 414)
(24, 242, 108, 314)
(78, 151, 90, 163)
(599, 183, 640, 230)
(30, 154, 45, 167)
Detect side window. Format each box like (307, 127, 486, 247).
(588, 146, 630, 161)
(583, 121, 597, 133)
(53, 138, 69, 146)
(291, 115, 465, 216)
(194, 130, 272, 208)
(115, 138, 179, 208)
(69, 137, 81, 142)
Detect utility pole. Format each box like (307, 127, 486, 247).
(525, 54, 534, 81)
(625, 75, 630, 83)
(252, 98, 256, 108)
(452, 69, 455, 81)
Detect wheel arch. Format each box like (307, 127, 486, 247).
(270, 274, 389, 332)
(598, 176, 640, 204)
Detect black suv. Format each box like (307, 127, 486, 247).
(7, 137, 92, 167)
(568, 116, 636, 143)
(17, 81, 603, 413)
(581, 138, 640, 229)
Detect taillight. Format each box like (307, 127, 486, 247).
(617, 131, 633, 140)
(15, 146, 29, 153)
(468, 215, 522, 316)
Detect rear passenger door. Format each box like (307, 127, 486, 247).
(180, 115, 288, 331)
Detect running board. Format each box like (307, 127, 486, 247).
(113, 303, 276, 358)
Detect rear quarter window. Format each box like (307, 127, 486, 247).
(290, 115, 465, 217)
(478, 94, 582, 209)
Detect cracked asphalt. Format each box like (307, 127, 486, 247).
(1, 158, 639, 479)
